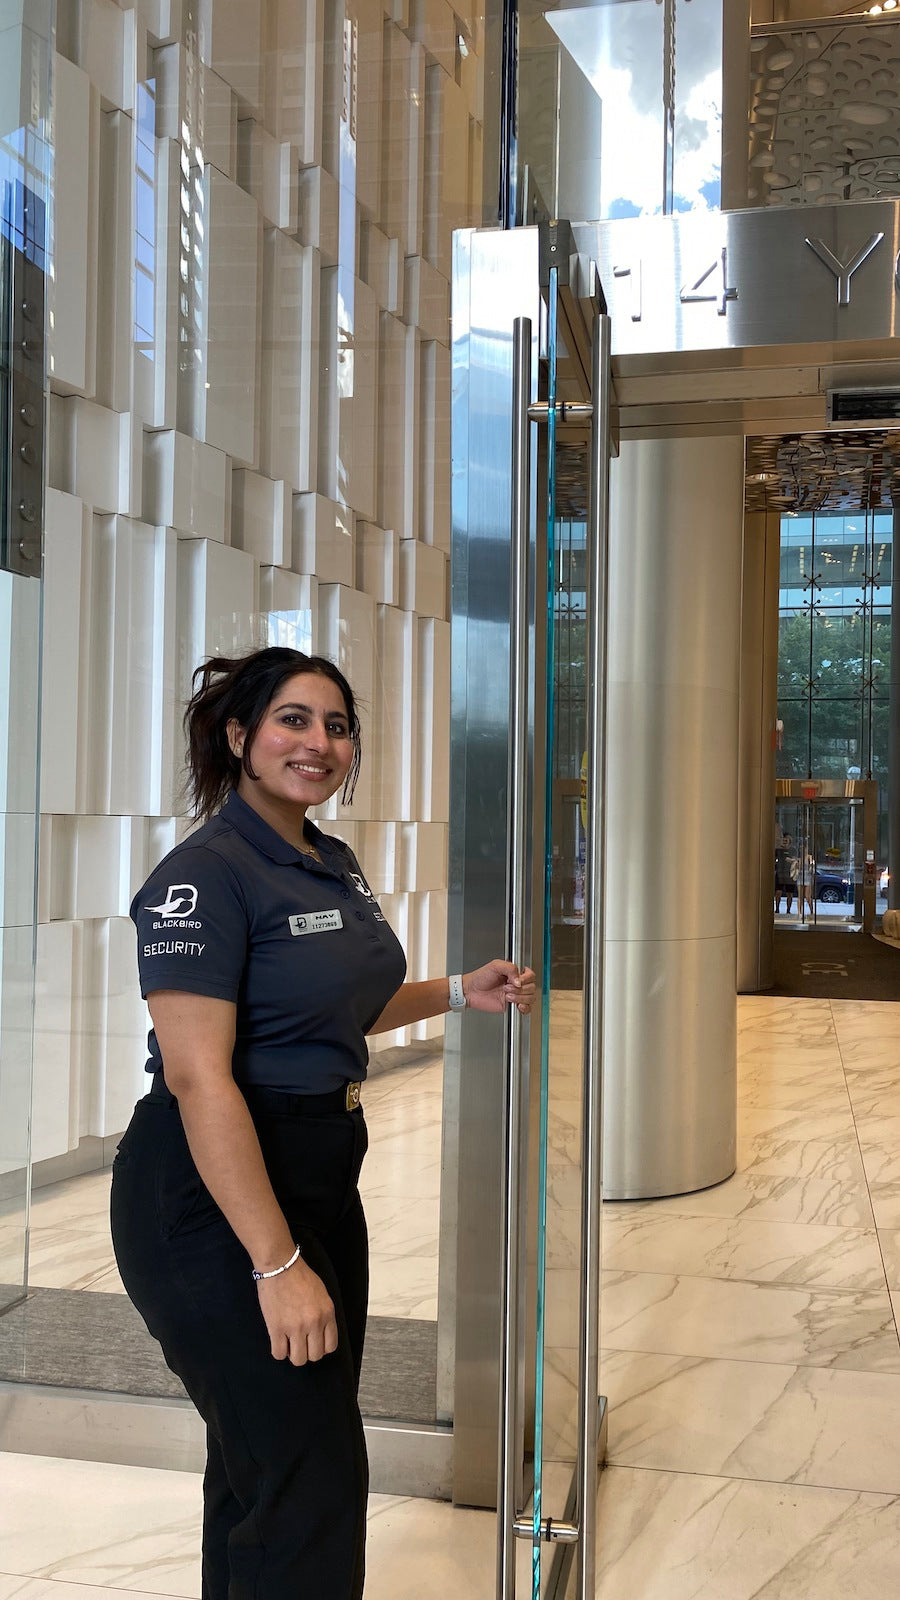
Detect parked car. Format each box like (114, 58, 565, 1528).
(814, 861, 854, 903)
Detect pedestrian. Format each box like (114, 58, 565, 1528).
(110, 646, 536, 1598)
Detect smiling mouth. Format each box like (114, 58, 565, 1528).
(287, 762, 330, 778)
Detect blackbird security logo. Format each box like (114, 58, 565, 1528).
(146, 884, 202, 928)
(348, 871, 385, 922)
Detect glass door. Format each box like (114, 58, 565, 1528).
(449, 223, 610, 1600)
(774, 782, 878, 934)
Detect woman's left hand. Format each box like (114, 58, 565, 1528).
(462, 961, 537, 1015)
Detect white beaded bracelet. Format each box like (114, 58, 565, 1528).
(448, 973, 467, 1011)
(251, 1242, 302, 1282)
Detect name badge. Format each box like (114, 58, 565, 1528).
(289, 909, 344, 936)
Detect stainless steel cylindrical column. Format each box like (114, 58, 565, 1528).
(737, 508, 781, 993)
(603, 434, 744, 1199)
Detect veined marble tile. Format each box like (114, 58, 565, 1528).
(831, 999, 900, 1042)
(737, 1071, 851, 1115)
(543, 1265, 582, 1349)
(85, 1262, 127, 1294)
(367, 1251, 437, 1319)
(0, 1452, 202, 1596)
(738, 1022, 845, 1060)
(23, 1224, 121, 1293)
(0, 1459, 498, 1600)
(738, 1103, 856, 1142)
(857, 1142, 900, 1233)
(601, 1212, 885, 1292)
(361, 1144, 442, 1202)
(601, 1269, 900, 1371)
(872, 1193, 900, 1230)
(365, 1492, 495, 1600)
(737, 1128, 867, 1188)
(603, 1349, 900, 1493)
(737, 996, 833, 1035)
(28, 1169, 114, 1230)
(877, 1230, 900, 1291)
(602, 1168, 874, 1229)
(594, 1464, 900, 1600)
(0, 1581, 183, 1599)
(364, 1192, 440, 1258)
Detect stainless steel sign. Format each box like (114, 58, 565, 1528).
(576, 204, 900, 357)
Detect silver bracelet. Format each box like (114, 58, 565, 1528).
(448, 973, 467, 1011)
(251, 1242, 302, 1282)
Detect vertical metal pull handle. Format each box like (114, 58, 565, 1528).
(577, 312, 612, 1599)
(497, 315, 532, 1600)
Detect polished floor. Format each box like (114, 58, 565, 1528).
(2, 995, 900, 1597)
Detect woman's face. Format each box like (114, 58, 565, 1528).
(229, 672, 355, 816)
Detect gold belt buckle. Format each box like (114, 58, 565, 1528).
(345, 1081, 361, 1111)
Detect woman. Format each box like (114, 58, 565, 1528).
(110, 647, 535, 1599)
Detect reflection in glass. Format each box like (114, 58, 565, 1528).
(518, 0, 722, 223)
(777, 510, 892, 867)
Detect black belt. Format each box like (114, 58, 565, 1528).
(148, 1073, 362, 1114)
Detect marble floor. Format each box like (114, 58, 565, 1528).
(2, 995, 900, 1596)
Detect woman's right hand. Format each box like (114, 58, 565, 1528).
(256, 1257, 339, 1365)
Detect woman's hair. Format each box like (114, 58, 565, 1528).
(184, 647, 362, 822)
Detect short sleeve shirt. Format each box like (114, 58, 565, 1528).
(131, 791, 407, 1093)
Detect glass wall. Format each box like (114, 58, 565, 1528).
(0, 0, 51, 1329)
(777, 508, 893, 899)
(2, 0, 490, 1456)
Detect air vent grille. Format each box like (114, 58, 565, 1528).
(827, 389, 900, 426)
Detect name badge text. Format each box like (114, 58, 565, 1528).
(289, 909, 344, 936)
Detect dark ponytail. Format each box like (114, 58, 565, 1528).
(184, 648, 362, 822)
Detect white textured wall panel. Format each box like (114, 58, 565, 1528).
(293, 494, 353, 585)
(231, 470, 290, 567)
(400, 539, 445, 618)
(41, 490, 89, 814)
(357, 522, 399, 607)
(94, 917, 150, 1137)
(96, 108, 136, 414)
(37, 0, 485, 1159)
(199, 0, 264, 117)
(375, 604, 416, 822)
(340, 277, 378, 522)
(360, 221, 400, 313)
(261, 566, 317, 654)
(259, 230, 319, 492)
(176, 538, 260, 697)
(417, 616, 450, 822)
(49, 54, 99, 397)
(268, 0, 323, 162)
(0, 574, 40, 816)
(31, 921, 83, 1164)
(297, 166, 338, 265)
(317, 583, 375, 821)
(379, 313, 418, 540)
(188, 168, 261, 465)
(143, 430, 230, 542)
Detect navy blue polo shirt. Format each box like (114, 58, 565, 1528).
(131, 790, 407, 1092)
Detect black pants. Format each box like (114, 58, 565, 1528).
(110, 1079, 369, 1599)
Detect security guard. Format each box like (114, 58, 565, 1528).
(110, 647, 536, 1600)
(135, 788, 407, 1095)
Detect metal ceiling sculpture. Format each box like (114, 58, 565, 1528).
(745, 430, 900, 512)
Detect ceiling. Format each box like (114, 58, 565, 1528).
(744, 430, 900, 512)
(552, 430, 900, 520)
